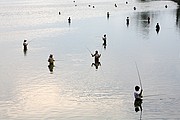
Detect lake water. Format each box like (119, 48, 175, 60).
(0, 0, 180, 119)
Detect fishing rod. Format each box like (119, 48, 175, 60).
(135, 61, 143, 89)
(86, 47, 92, 55)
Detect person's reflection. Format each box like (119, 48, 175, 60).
(48, 64, 54, 73)
(134, 98, 143, 112)
(91, 62, 101, 70)
(23, 49, 27, 56)
(103, 44, 107, 49)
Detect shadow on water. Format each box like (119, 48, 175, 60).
(133, 12, 151, 39)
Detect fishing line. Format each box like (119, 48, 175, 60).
(135, 61, 143, 89)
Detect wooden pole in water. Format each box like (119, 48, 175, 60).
(135, 61, 143, 89)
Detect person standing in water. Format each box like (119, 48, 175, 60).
(23, 40, 28, 51)
(126, 17, 130, 26)
(134, 86, 143, 112)
(68, 17, 71, 24)
(102, 34, 107, 46)
(91, 50, 101, 70)
(48, 54, 55, 66)
(156, 23, 160, 33)
(91, 50, 101, 63)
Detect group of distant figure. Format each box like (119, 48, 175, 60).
(59, 1, 164, 34)
(125, 16, 160, 33)
(22, 1, 167, 114)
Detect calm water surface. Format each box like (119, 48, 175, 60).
(0, 0, 180, 119)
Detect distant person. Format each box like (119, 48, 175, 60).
(23, 40, 28, 51)
(147, 17, 150, 24)
(59, 12, 61, 15)
(134, 86, 143, 100)
(126, 1, 128, 4)
(93, 6, 95, 8)
(107, 12, 110, 19)
(165, 5, 168, 8)
(133, 7, 136, 10)
(48, 54, 55, 66)
(68, 17, 71, 24)
(126, 17, 130, 26)
(91, 50, 101, 64)
(115, 4, 118, 7)
(156, 23, 160, 33)
(102, 34, 107, 46)
(134, 86, 143, 112)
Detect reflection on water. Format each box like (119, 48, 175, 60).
(0, 0, 180, 119)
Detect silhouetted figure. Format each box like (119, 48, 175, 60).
(59, 12, 61, 15)
(23, 40, 28, 51)
(147, 17, 150, 24)
(88, 4, 91, 7)
(126, 1, 128, 4)
(156, 23, 160, 33)
(93, 6, 95, 8)
(48, 54, 55, 73)
(68, 17, 71, 24)
(102, 34, 107, 46)
(165, 5, 168, 8)
(133, 7, 136, 10)
(91, 62, 101, 70)
(134, 86, 143, 112)
(91, 50, 101, 64)
(115, 4, 118, 7)
(107, 12, 110, 19)
(126, 17, 130, 26)
(48, 54, 55, 66)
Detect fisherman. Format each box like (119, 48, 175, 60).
(147, 17, 150, 24)
(23, 40, 28, 51)
(126, 17, 130, 26)
(107, 12, 110, 19)
(156, 23, 160, 33)
(102, 34, 107, 46)
(91, 50, 101, 63)
(68, 17, 71, 24)
(48, 54, 55, 66)
(134, 86, 143, 112)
